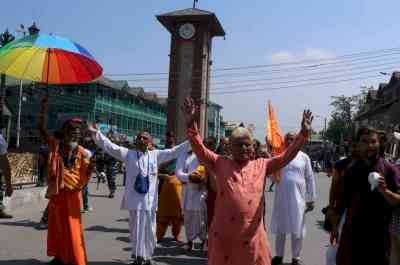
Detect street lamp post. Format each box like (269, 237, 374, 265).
(15, 23, 40, 148)
(316, 115, 328, 170)
(16, 80, 23, 148)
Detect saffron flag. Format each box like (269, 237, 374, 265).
(267, 100, 285, 155)
(266, 101, 285, 182)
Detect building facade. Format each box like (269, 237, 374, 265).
(5, 77, 167, 147)
(5, 76, 224, 148)
(355, 72, 400, 131)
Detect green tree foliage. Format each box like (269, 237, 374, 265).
(326, 95, 357, 144)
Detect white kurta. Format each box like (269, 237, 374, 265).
(175, 152, 208, 211)
(93, 131, 190, 258)
(175, 151, 208, 241)
(93, 131, 190, 211)
(270, 151, 316, 238)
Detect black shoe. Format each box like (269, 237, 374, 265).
(108, 192, 115, 198)
(292, 259, 304, 265)
(0, 210, 13, 219)
(271, 256, 283, 265)
(144, 259, 156, 265)
(134, 256, 145, 265)
(49, 257, 64, 265)
(184, 241, 193, 252)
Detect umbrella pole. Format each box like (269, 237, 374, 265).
(46, 48, 50, 94)
(16, 80, 23, 148)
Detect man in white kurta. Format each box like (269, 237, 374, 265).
(91, 128, 189, 265)
(270, 133, 316, 265)
(175, 150, 208, 251)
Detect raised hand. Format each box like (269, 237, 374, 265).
(301, 110, 313, 134)
(182, 97, 197, 126)
(86, 121, 98, 133)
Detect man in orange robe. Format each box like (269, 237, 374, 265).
(156, 132, 184, 242)
(38, 95, 94, 265)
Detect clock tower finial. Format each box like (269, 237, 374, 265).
(193, 0, 198, 8)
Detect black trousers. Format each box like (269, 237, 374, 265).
(105, 163, 117, 193)
(0, 177, 4, 210)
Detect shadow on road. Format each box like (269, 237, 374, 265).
(88, 194, 110, 198)
(116, 218, 129, 222)
(86, 225, 129, 233)
(0, 259, 42, 265)
(153, 257, 207, 265)
(116, 236, 130, 243)
(0, 259, 137, 265)
(0, 219, 42, 230)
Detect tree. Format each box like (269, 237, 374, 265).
(0, 29, 15, 128)
(326, 95, 357, 144)
(354, 86, 374, 115)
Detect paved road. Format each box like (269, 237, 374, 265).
(0, 172, 331, 265)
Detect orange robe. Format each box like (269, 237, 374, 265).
(46, 137, 92, 265)
(156, 175, 183, 241)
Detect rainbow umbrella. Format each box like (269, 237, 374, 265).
(0, 33, 102, 84)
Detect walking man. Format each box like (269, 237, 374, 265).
(270, 132, 316, 265)
(156, 132, 184, 243)
(89, 124, 190, 265)
(182, 97, 313, 265)
(334, 127, 400, 265)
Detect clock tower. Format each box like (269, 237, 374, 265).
(157, 8, 225, 142)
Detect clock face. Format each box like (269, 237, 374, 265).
(178, 23, 196, 40)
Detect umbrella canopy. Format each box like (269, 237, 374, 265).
(0, 34, 102, 84)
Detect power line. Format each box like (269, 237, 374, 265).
(210, 59, 400, 85)
(130, 62, 400, 92)
(211, 74, 385, 95)
(151, 72, 387, 96)
(105, 46, 400, 76)
(121, 51, 400, 83)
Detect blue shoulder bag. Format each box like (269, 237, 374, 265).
(134, 152, 150, 194)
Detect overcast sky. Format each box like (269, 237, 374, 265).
(2, 0, 400, 139)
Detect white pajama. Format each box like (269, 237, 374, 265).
(176, 151, 208, 242)
(271, 151, 316, 259)
(184, 208, 207, 241)
(129, 210, 156, 259)
(275, 233, 303, 259)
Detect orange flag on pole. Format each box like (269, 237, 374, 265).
(266, 101, 285, 182)
(267, 100, 285, 155)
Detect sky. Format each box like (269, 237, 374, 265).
(2, 0, 400, 139)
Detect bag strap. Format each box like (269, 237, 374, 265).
(136, 151, 150, 177)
